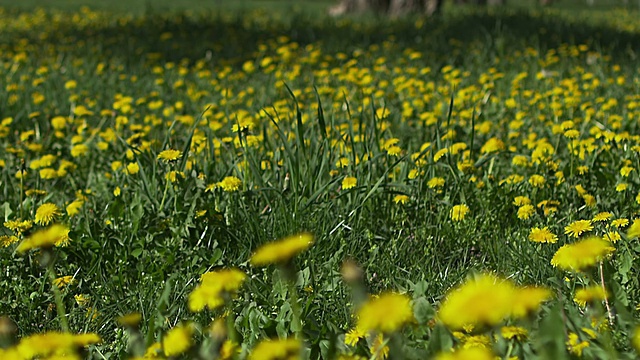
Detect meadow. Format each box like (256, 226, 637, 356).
(1, 0, 640, 359)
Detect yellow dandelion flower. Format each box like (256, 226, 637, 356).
(551, 236, 615, 272)
(4, 219, 33, 234)
(356, 292, 414, 333)
(450, 204, 470, 222)
(126, 162, 140, 175)
(66, 200, 84, 217)
(574, 285, 608, 307)
(604, 231, 621, 243)
(250, 233, 313, 267)
(632, 327, 640, 353)
(564, 220, 593, 238)
(566, 332, 590, 356)
(249, 338, 301, 360)
(626, 219, 640, 238)
(513, 196, 531, 206)
(70, 144, 89, 157)
(219, 340, 240, 360)
(528, 227, 557, 243)
(435, 347, 494, 360)
(117, 313, 142, 328)
(611, 218, 629, 228)
(15, 331, 101, 359)
(17, 224, 70, 253)
(501, 326, 528, 341)
(460, 334, 491, 349)
(393, 194, 409, 205)
(528, 174, 545, 188)
(53, 275, 76, 289)
(217, 176, 242, 192)
(427, 177, 445, 188)
(517, 205, 535, 220)
(157, 149, 182, 162)
(592, 212, 612, 222)
(438, 274, 515, 330)
(480, 138, 505, 154)
(342, 176, 357, 190)
(345, 327, 366, 346)
(35, 203, 60, 225)
(0, 235, 20, 247)
(369, 333, 389, 359)
(511, 287, 551, 318)
(162, 323, 193, 357)
(188, 268, 246, 312)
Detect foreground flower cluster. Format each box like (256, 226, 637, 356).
(1, 4, 640, 359)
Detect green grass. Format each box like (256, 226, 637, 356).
(1, 1, 640, 359)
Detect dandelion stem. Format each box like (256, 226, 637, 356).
(599, 261, 614, 326)
(158, 178, 171, 211)
(47, 263, 70, 332)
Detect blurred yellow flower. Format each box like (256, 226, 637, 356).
(249, 338, 300, 360)
(574, 285, 608, 307)
(250, 233, 313, 267)
(501, 326, 528, 341)
(356, 292, 414, 333)
(162, 323, 193, 357)
(17, 224, 70, 253)
(551, 236, 615, 272)
(438, 274, 515, 330)
(188, 268, 246, 312)
(435, 347, 494, 360)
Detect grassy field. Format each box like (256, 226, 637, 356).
(1, 1, 640, 359)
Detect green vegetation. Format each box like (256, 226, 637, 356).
(1, 1, 640, 359)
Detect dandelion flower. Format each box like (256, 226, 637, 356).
(511, 287, 551, 318)
(356, 292, 414, 333)
(66, 200, 84, 217)
(393, 194, 409, 205)
(188, 268, 246, 312)
(249, 338, 300, 360)
(626, 219, 640, 239)
(126, 162, 140, 175)
(428, 177, 445, 188)
(250, 233, 313, 267)
(438, 274, 515, 330)
(17, 224, 70, 253)
(513, 196, 531, 206)
(345, 327, 366, 346)
(551, 236, 615, 272)
(592, 212, 612, 222)
(566, 333, 590, 356)
(574, 285, 608, 307)
(342, 176, 357, 190)
(162, 323, 193, 357)
(217, 176, 242, 192)
(564, 220, 593, 238)
(53, 275, 76, 289)
(517, 205, 535, 220)
(528, 174, 545, 188)
(450, 204, 470, 222)
(435, 347, 494, 360)
(528, 227, 558, 243)
(611, 218, 629, 228)
(370, 333, 390, 359)
(35, 203, 60, 225)
(501, 326, 528, 341)
(15, 331, 101, 359)
(157, 149, 182, 162)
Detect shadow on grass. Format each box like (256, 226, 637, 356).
(2, 6, 639, 69)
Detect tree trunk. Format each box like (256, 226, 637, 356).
(329, 0, 444, 16)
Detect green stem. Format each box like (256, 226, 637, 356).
(287, 280, 303, 338)
(47, 263, 70, 332)
(158, 178, 171, 211)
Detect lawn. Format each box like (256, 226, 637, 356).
(1, 0, 640, 359)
